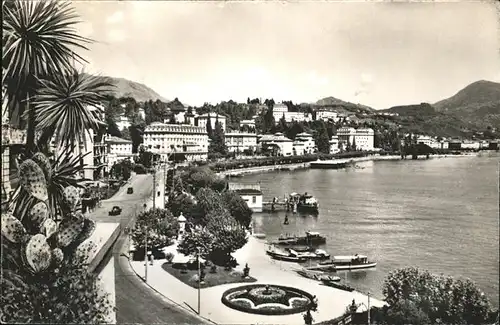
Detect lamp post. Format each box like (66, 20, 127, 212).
(143, 203, 148, 283)
(197, 248, 201, 315)
(367, 291, 371, 325)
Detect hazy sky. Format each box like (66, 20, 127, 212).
(73, 0, 500, 109)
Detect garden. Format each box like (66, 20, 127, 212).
(221, 284, 314, 315)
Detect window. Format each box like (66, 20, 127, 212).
(252, 196, 257, 204)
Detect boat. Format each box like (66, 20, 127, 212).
(306, 254, 377, 271)
(275, 231, 327, 246)
(295, 269, 341, 282)
(321, 279, 355, 292)
(289, 192, 319, 213)
(266, 249, 308, 263)
(287, 248, 330, 260)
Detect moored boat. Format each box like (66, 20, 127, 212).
(321, 280, 355, 292)
(287, 248, 330, 260)
(289, 192, 319, 213)
(275, 231, 327, 246)
(266, 248, 308, 263)
(307, 254, 377, 271)
(295, 269, 341, 282)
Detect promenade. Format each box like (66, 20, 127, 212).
(130, 236, 385, 325)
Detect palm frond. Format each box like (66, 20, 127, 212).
(2, 0, 92, 125)
(33, 69, 114, 149)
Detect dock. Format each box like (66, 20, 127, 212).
(309, 159, 353, 169)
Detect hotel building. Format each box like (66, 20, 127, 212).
(143, 122, 209, 161)
(224, 131, 258, 154)
(272, 103, 313, 123)
(336, 127, 375, 151)
(258, 132, 294, 156)
(195, 113, 227, 132)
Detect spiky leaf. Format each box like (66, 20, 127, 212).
(29, 202, 49, 228)
(18, 159, 48, 201)
(1, 213, 27, 243)
(41, 218, 58, 239)
(31, 152, 52, 182)
(63, 185, 80, 211)
(57, 216, 84, 247)
(24, 234, 52, 273)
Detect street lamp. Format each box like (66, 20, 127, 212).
(197, 247, 201, 315)
(143, 203, 149, 283)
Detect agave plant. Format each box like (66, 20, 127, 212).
(9, 147, 90, 223)
(1, 152, 110, 323)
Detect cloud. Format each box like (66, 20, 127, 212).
(106, 29, 127, 43)
(355, 73, 375, 97)
(106, 11, 124, 24)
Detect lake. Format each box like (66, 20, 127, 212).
(235, 155, 499, 308)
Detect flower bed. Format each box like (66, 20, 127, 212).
(221, 284, 314, 315)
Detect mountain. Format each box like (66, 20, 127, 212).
(87, 74, 168, 102)
(433, 80, 500, 128)
(315, 96, 375, 113)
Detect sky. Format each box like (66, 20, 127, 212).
(72, 0, 500, 109)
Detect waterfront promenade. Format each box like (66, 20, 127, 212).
(130, 236, 385, 325)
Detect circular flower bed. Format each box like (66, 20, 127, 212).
(221, 284, 314, 315)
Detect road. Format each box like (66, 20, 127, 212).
(91, 173, 211, 325)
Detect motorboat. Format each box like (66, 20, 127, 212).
(306, 254, 377, 271)
(288, 192, 319, 213)
(321, 279, 355, 292)
(287, 248, 330, 260)
(266, 248, 308, 263)
(275, 231, 327, 246)
(295, 269, 341, 282)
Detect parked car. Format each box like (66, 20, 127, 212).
(109, 206, 122, 216)
(127, 187, 134, 194)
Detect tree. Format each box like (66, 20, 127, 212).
(180, 167, 227, 194)
(314, 121, 330, 154)
(3, 0, 93, 151)
(222, 191, 253, 228)
(121, 127, 131, 140)
(167, 192, 197, 218)
(177, 227, 214, 261)
(206, 210, 248, 265)
(106, 116, 122, 138)
(352, 137, 357, 151)
(132, 208, 179, 253)
(192, 187, 226, 225)
(208, 115, 227, 156)
(382, 267, 491, 325)
(206, 117, 213, 138)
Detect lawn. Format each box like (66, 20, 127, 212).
(161, 262, 257, 289)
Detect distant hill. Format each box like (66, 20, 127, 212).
(433, 80, 500, 129)
(315, 96, 375, 113)
(86, 74, 168, 102)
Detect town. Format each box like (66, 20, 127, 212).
(1, 1, 499, 325)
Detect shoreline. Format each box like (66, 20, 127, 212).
(129, 235, 385, 324)
(218, 152, 477, 177)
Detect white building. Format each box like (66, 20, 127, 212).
(293, 132, 316, 154)
(225, 131, 258, 153)
(462, 140, 481, 150)
(272, 103, 312, 123)
(329, 136, 340, 154)
(106, 136, 133, 163)
(143, 122, 209, 161)
(239, 119, 256, 131)
(195, 113, 227, 132)
(258, 132, 294, 156)
(116, 116, 131, 131)
(138, 108, 146, 120)
(316, 110, 339, 122)
(229, 183, 263, 213)
(337, 127, 375, 151)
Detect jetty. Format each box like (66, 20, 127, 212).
(310, 159, 353, 169)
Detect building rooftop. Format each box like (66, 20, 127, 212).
(234, 188, 263, 195)
(259, 133, 293, 143)
(196, 112, 228, 119)
(105, 136, 132, 144)
(145, 123, 207, 134)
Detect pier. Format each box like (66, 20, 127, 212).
(309, 159, 353, 169)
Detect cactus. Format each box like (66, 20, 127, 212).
(41, 218, 58, 239)
(18, 159, 48, 202)
(2, 213, 28, 243)
(24, 234, 52, 273)
(31, 152, 52, 182)
(57, 216, 85, 247)
(63, 186, 80, 211)
(73, 218, 96, 246)
(29, 202, 49, 228)
(51, 248, 64, 266)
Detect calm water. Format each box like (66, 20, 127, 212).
(236, 156, 499, 308)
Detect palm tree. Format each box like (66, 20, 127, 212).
(2, 0, 92, 151)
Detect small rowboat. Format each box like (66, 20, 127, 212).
(266, 250, 307, 263)
(321, 279, 355, 292)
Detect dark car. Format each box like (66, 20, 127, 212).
(127, 187, 134, 194)
(109, 206, 122, 216)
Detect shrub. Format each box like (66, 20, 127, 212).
(133, 163, 147, 174)
(165, 252, 174, 263)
